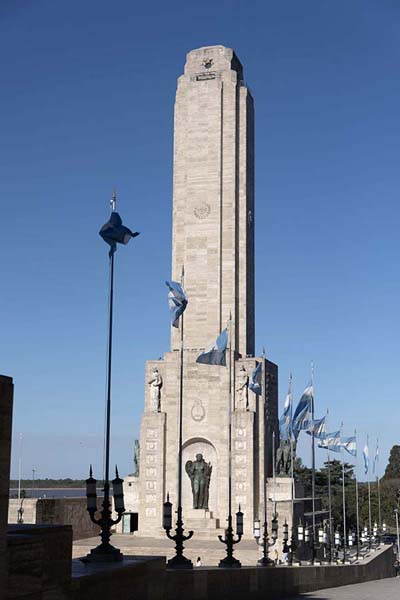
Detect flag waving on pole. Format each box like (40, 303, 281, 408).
(292, 384, 313, 440)
(99, 211, 139, 256)
(306, 416, 326, 439)
(318, 431, 341, 453)
(196, 329, 228, 366)
(279, 387, 292, 440)
(165, 281, 188, 328)
(363, 441, 369, 475)
(341, 436, 357, 457)
(249, 362, 261, 394)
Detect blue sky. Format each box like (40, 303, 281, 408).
(1, 0, 399, 480)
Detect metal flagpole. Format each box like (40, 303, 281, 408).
(17, 433, 22, 503)
(311, 362, 316, 563)
(376, 439, 381, 538)
(367, 435, 372, 550)
(341, 423, 347, 564)
(355, 429, 360, 559)
(326, 410, 333, 562)
(166, 266, 193, 569)
(218, 313, 242, 567)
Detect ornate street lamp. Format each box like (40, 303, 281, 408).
(282, 519, 296, 565)
(253, 512, 278, 566)
(85, 465, 125, 561)
(219, 506, 243, 568)
(163, 493, 193, 568)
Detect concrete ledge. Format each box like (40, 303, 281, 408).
(71, 555, 165, 600)
(164, 544, 396, 600)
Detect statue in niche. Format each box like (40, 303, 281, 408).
(185, 453, 212, 509)
(276, 438, 296, 477)
(148, 368, 162, 412)
(236, 365, 249, 411)
(133, 439, 140, 476)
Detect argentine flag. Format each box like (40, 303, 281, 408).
(341, 436, 357, 457)
(99, 211, 139, 256)
(363, 443, 369, 475)
(279, 391, 292, 440)
(196, 329, 228, 366)
(165, 281, 188, 328)
(306, 416, 326, 439)
(249, 362, 262, 394)
(318, 431, 341, 453)
(292, 385, 313, 440)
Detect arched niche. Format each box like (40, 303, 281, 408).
(182, 438, 218, 515)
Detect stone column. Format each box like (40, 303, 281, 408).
(0, 375, 14, 600)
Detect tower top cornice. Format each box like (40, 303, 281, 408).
(183, 45, 243, 80)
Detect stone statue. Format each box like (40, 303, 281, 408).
(148, 368, 162, 412)
(185, 453, 212, 509)
(133, 439, 140, 476)
(236, 365, 249, 411)
(276, 438, 296, 477)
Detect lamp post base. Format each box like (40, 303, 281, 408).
(84, 543, 123, 563)
(257, 556, 275, 567)
(167, 554, 193, 569)
(219, 555, 242, 568)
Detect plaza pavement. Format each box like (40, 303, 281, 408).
(73, 533, 261, 565)
(289, 576, 399, 599)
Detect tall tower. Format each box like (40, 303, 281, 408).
(134, 46, 278, 539)
(171, 46, 254, 356)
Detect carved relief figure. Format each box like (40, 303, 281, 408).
(148, 368, 162, 412)
(236, 365, 249, 411)
(133, 439, 140, 476)
(185, 453, 212, 509)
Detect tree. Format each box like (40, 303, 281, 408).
(383, 445, 400, 480)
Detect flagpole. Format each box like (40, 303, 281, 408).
(376, 438, 381, 541)
(17, 433, 22, 503)
(354, 429, 360, 560)
(326, 410, 333, 562)
(166, 266, 193, 569)
(310, 362, 316, 563)
(367, 435, 372, 550)
(85, 191, 128, 562)
(341, 423, 347, 564)
(218, 313, 242, 567)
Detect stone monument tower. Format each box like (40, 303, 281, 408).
(131, 46, 279, 538)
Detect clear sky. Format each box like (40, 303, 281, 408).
(1, 0, 399, 481)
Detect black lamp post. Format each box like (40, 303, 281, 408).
(282, 519, 296, 565)
(85, 465, 125, 561)
(218, 506, 243, 568)
(254, 512, 278, 566)
(163, 493, 193, 569)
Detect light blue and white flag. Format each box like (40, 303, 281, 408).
(305, 416, 326, 439)
(292, 385, 313, 440)
(165, 281, 188, 328)
(318, 430, 341, 453)
(279, 389, 293, 440)
(341, 436, 357, 457)
(196, 329, 228, 366)
(373, 439, 379, 475)
(249, 362, 262, 394)
(363, 442, 369, 475)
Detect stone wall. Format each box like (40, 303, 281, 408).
(164, 544, 395, 600)
(0, 375, 14, 600)
(8, 497, 99, 540)
(7, 524, 72, 599)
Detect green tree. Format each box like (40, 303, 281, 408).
(383, 445, 400, 480)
